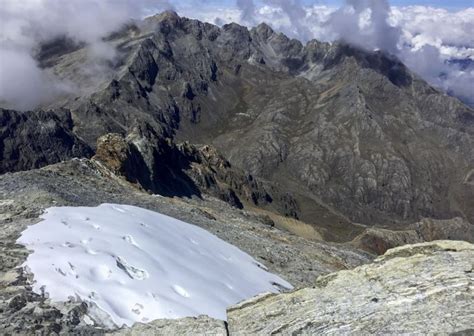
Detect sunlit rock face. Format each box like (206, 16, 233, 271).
(227, 241, 474, 335)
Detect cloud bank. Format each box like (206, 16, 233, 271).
(0, 0, 473, 109)
(0, 0, 173, 110)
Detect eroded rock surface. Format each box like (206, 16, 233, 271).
(227, 241, 474, 335)
(110, 316, 227, 336)
(93, 132, 301, 218)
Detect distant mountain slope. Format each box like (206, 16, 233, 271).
(3, 11, 473, 237)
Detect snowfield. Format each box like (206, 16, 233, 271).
(17, 204, 292, 327)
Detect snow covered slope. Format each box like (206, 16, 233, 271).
(17, 204, 293, 327)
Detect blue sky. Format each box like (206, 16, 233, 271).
(318, 0, 473, 7)
(195, 0, 473, 10)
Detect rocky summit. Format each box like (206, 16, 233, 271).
(0, 9, 473, 336)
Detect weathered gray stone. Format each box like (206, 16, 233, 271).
(0, 108, 92, 174)
(110, 316, 226, 336)
(227, 241, 474, 335)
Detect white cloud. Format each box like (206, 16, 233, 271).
(390, 6, 474, 105)
(0, 0, 173, 110)
(0, 48, 73, 110)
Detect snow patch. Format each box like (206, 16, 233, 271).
(17, 204, 292, 327)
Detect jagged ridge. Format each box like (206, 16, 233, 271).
(2, 11, 473, 240)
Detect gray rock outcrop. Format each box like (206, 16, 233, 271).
(93, 132, 301, 217)
(227, 240, 474, 335)
(352, 217, 474, 254)
(110, 316, 227, 336)
(0, 108, 92, 174)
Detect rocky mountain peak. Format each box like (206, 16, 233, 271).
(145, 10, 181, 24)
(252, 22, 275, 41)
(143, 10, 182, 34)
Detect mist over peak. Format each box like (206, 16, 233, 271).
(0, 0, 473, 110)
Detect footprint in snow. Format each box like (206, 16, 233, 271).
(61, 220, 71, 228)
(86, 248, 98, 255)
(90, 223, 101, 230)
(271, 281, 292, 291)
(68, 262, 79, 278)
(132, 303, 144, 315)
(55, 267, 67, 277)
(123, 235, 140, 248)
(253, 261, 268, 271)
(172, 285, 190, 298)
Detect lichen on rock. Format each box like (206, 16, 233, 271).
(227, 240, 474, 335)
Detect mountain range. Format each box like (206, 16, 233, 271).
(0, 11, 473, 334)
(2, 11, 473, 241)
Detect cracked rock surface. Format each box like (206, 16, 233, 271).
(227, 240, 474, 335)
(110, 316, 227, 336)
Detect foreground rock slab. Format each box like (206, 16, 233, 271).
(110, 316, 227, 336)
(227, 241, 474, 335)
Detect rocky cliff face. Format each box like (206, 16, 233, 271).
(92, 133, 299, 217)
(19, 11, 470, 235)
(0, 108, 92, 174)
